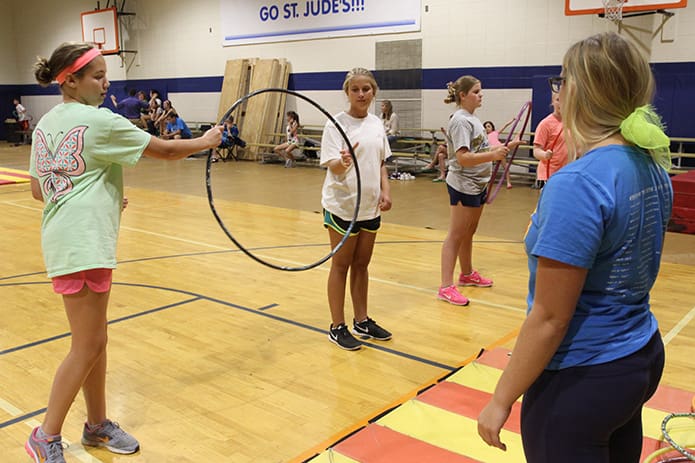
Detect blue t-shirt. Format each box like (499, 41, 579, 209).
(524, 144, 672, 370)
(166, 117, 192, 138)
(221, 124, 239, 144)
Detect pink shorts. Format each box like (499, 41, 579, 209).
(51, 268, 113, 295)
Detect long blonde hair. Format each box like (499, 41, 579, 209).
(561, 32, 654, 160)
(381, 100, 393, 120)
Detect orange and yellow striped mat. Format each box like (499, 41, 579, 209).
(0, 167, 30, 185)
(297, 348, 694, 463)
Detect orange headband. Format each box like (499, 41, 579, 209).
(55, 48, 102, 85)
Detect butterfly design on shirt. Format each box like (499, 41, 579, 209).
(34, 126, 88, 202)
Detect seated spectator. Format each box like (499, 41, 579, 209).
(161, 111, 192, 139)
(421, 127, 448, 182)
(154, 99, 175, 136)
(149, 89, 162, 108)
(273, 111, 301, 168)
(110, 89, 148, 128)
(212, 115, 246, 162)
(381, 100, 399, 145)
(142, 98, 163, 135)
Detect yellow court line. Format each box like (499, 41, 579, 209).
(303, 450, 360, 463)
(378, 400, 525, 463)
(0, 175, 30, 183)
(446, 362, 505, 395)
(0, 167, 30, 174)
(662, 305, 695, 346)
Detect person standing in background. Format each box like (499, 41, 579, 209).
(381, 100, 399, 146)
(110, 89, 148, 129)
(532, 92, 567, 189)
(13, 98, 30, 131)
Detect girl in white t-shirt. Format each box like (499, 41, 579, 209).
(320, 67, 393, 351)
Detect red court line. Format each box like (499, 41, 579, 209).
(645, 383, 695, 412)
(290, 330, 523, 462)
(417, 381, 522, 434)
(642, 437, 669, 462)
(334, 423, 482, 463)
(289, 349, 491, 463)
(474, 346, 512, 370)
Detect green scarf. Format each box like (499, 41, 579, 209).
(619, 105, 671, 171)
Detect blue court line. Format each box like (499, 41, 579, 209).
(0, 238, 521, 283)
(0, 291, 200, 356)
(0, 408, 47, 429)
(0, 279, 455, 430)
(258, 303, 279, 311)
(0, 236, 522, 429)
(0, 281, 456, 366)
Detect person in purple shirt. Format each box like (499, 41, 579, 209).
(110, 89, 148, 128)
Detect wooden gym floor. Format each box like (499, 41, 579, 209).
(1, 143, 693, 462)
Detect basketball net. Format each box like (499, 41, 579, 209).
(602, 0, 625, 23)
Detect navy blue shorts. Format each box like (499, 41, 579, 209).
(446, 184, 488, 207)
(521, 332, 664, 462)
(323, 210, 380, 236)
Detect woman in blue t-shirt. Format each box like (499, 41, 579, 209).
(478, 32, 672, 462)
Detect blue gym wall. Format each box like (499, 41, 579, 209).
(10, 62, 694, 139)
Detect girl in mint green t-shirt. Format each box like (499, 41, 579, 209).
(25, 42, 221, 463)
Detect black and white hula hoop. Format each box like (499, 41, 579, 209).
(206, 88, 361, 272)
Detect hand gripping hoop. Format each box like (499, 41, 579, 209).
(486, 100, 532, 204)
(206, 88, 361, 272)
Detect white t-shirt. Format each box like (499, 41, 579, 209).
(320, 112, 391, 221)
(16, 103, 28, 122)
(383, 112, 399, 136)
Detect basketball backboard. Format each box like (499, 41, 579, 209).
(81, 7, 119, 54)
(566, 0, 687, 15)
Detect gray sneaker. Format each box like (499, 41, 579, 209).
(25, 427, 66, 463)
(81, 420, 140, 454)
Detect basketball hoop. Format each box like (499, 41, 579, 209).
(602, 0, 626, 22)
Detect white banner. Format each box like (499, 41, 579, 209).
(220, 0, 421, 46)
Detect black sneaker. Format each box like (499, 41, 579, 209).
(328, 323, 362, 350)
(352, 318, 392, 341)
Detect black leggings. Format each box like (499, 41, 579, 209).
(521, 332, 665, 463)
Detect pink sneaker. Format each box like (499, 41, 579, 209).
(437, 285, 470, 306)
(458, 270, 493, 287)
